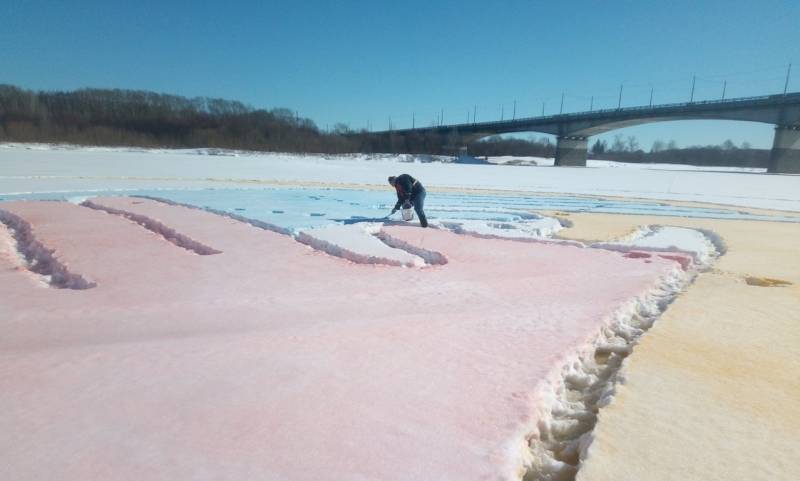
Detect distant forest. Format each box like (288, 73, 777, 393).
(472, 135, 769, 168)
(0, 84, 769, 167)
(0, 84, 361, 153)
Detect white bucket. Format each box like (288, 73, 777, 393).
(401, 207, 415, 221)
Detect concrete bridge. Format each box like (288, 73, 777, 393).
(382, 92, 800, 173)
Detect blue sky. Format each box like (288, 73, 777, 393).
(2, 0, 798, 149)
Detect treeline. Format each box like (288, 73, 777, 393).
(0, 84, 462, 154)
(592, 146, 769, 168)
(470, 134, 769, 168)
(0, 85, 367, 153)
(466, 136, 556, 158)
(589, 135, 769, 168)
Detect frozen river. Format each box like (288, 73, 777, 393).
(3, 187, 799, 235)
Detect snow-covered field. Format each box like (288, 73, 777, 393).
(0, 196, 697, 481)
(0, 144, 798, 481)
(2, 143, 799, 212)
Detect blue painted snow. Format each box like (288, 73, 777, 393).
(2, 187, 798, 231)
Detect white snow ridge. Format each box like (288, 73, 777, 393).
(296, 223, 427, 267)
(523, 262, 689, 481)
(591, 225, 720, 268)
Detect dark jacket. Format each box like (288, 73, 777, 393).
(392, 174, 425, 210)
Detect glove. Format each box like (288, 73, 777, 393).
(390, 208, 397, 215)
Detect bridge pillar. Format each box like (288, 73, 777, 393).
(554, 135, 588, 167)
(768, 125, 800, 174)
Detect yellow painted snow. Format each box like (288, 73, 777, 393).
(547, 212, 800, 481)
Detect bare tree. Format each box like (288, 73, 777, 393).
(651, 139, 666, 152)
(626, 136, 639, 152)
(591, 139, 608, 155)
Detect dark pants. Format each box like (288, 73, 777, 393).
(410, 188, 428, 227)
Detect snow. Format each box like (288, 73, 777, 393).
(4, 183, 749, 268)
(4, 187, 798, 225)
(526, 263, 688, 480)
(293, 216, 562, 269)
(296, 223, 426, 267)
(0, 208, 97, 289)
(2, 144, 799, 212)
(0, 143, 798, 481)
(0, 216, 33, 281)
(434, 215, 563, 239)
(81, 199, 222, 255)
(0, 198, 685, 481)
(486, 156, 767, 173)
(585, 159, 767, 173)
(592, 226, 720, 268)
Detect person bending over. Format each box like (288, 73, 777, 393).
(388, 174, 428, 227)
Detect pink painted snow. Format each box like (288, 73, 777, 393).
(0, 198, 681, 481)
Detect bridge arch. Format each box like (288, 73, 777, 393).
(385, 93, 800, 172)
(555, 112, 800, 172)
(567, 115, 780, 137)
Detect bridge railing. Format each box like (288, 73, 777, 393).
(388, 91, 800, 133)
